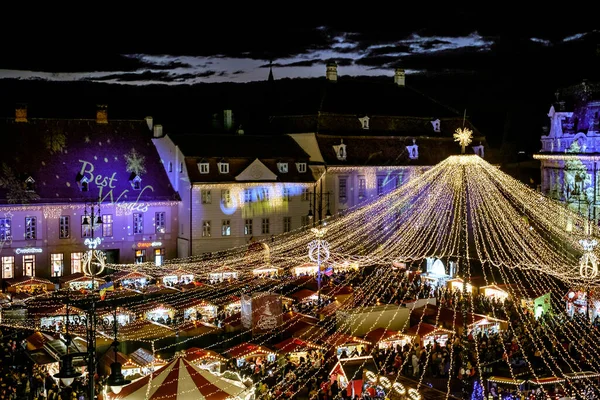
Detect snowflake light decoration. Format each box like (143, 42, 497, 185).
(454, 127, 473, 154)
(125, 148, 147, 176)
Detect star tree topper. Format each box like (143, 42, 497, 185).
(454, 127, 473, 154)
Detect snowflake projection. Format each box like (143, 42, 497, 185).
(453, 127, 473, 154)
(44, 129, 67, 154)
(106, 139, 111, 144)
(0, 163, 40, 204)
(104, 158, 109, 163)
(124, 148, 147, 176)
(84, 135, 91, 143)
(114, 156, 119, 161)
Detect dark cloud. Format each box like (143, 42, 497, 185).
(365, 45, 412, 57)
(418, 39, 453, 51)
(232, 70, 245, 75)
(143, 60, 194, 70)
(276, 59, 322, 68)
(84, 70, 217, 83)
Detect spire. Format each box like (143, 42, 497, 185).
(268, 60, 274, 82)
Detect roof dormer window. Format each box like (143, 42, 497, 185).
(80, 176, 89, 192)
(333, 139, 347, 161)
(472, 143, 485, 158)
(130, 175, 142, 190)
(431, 119, 441, 133)
(406, 139, 419, 160)
(296, 162, 307, 173)
(218, 160, 229, 174)
(359, 116, 370, 130)
(277, 162, 289, 173)
(25, 176, 35, 192)
(198, 161, 210, 174)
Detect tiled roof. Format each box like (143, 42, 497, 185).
(0, 118, 177, 204)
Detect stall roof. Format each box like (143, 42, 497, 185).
(290, 289, 318, 301)
(405, 323, 454, 337)
(273, 337, 326, 353)
(6, 276, 54, 286)
(128, 347, 160, 368)
(224, 342, 275, 359)
(528, 377, 565, 385)
(365, 327, 403, 345)
(112, 270, 154, 281)
(322, 332, 371, 347)
(321, 285, 353, 296)
(329, 356, 379, 382)
(59, 273, 105, 284)
(184, 347, 227, 364)
(117, 320, 176, 342)
(487, 376, 526, 385)
(564, 371, 600, 379)
(26, 331, 56, 351)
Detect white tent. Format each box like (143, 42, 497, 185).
(110, 355, 251, 400)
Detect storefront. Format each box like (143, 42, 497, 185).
(224, 342, 276, 368)
(323, 332, 371, 358)
(365, 327, 413, 350)
(273, 337, 326, 365)
(134, 241, 165, 266)
(479, 285, 509, 302)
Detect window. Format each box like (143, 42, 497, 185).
(81, 177, 89, 192)
(339, 177, 347, 203)
(277, 162, 288, 173)
(358, 177, 366, 200)
(135, 249, 146, 264)
(102, 214, 113, 237)
(59, 216, 70, 239)
(377, 176, 385, 196)
(244, 189, 253, 203)
(179, 162, 183, 173)
(283, 216, 292, 233)
(301, 188, 310, 201)
(396, 171, 404, 188)
(244, 219, 253, 235)
(202, 221, 211, 237)
(25, 217, 36, 240)
(81, 215, 91, 238)
(301, 215, 309, 228)
(23, 254, 35, 276)
(155, 248, 165, 266)
(155, 212, 166, 233)
(168, 162, 173, 172)
(296, 163, 307, 173)
(71, 252, 83, 274)
(131, 176, 142, 190)
(133, 213, 143, 234)
(218, 162, 229, 174)
(0, 218, 11, 241)
(199, 162, 209, 174)
(222, 219, 231, 236)
(221, 189, 231, 205)
(25, 177, 35, 191)
(259, 188, 270, 202)
(262, 218, 270, 234)
(51, 253, 64, 277)
(2, 256, 14, 279)
(201, 190, 212, 204)
(282, 187, 290, 202)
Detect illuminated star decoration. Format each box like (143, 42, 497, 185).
(125, 148, 147, 176)
(453, 127, 473, 154)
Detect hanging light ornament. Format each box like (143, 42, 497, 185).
(579, 238, 598, 279)
(453, 127, 473, 154)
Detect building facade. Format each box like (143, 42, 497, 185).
(152, 133, 316, 256)
(534, 80, 600, 221)
(0, 106, 179, 282)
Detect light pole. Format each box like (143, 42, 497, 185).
(307, 179, 332, 228)
(106, 307, 131, 394)
(461, 277, 470, 400)
(308, 227, 330, 307)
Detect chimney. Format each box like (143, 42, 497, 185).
(15, 104, 27, 122)
(223, 109, 233, 131)
(145, 116, 154, 130)
(96, 104, 108, 124)
(153, 124, 163, 138)
(326, 62, 338, 82)
(394, 68, 405, 86)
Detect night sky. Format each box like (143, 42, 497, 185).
(1, 8, 599, 160)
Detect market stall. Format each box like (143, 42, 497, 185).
(127, 347, 167, 377)
(564, 289, 598, 319)
(184, 347, 228, 373)
(59, 273, 104, 290)
(224, 342, 276, 368)
(405, 323, 454, 348)
(479, 284, 510, 302)
(365, 327, 413, 350)
(322, 332, 371, 358)
(420, 257, 453, 288)
(208, 266, 238, 282)
(112, 270, 153, 290)
(293, 262, 319, 277)
(161, 269, 195, 286)
(520, 291, 552, 319)
(98, 306, 136, 327)
(36, 304, 86, 332)
(142, 303, 177, 324)
(446, 277, 473, 293)
(273, 337, 326, 365)
(329, 355, 379, 398)
(527, 377, 565, 395)
(181, 298, 218, 323)
(6, 276, 54, 294)
(486, 376, 526, 397)
(252, 264, 282, 277)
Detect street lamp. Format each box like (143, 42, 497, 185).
(308, 227, 330, 307)
(106, 307, 131, 394)
(307, 180, 332, 228)
(460, 277, 470, 400)
(54, 293, 82, 388)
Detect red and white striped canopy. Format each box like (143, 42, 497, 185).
(111, 356, 248, 400)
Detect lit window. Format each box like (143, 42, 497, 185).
(301, 188, 310, 201)
(201, 190, 212, 204)
(198, 162, 209, 174)
(296, 163, 307, 173)
(259, 188, 270, 202)
(23, 254, 35, 276)
(25, 176, 35, 192)
(283, 187, 290, 202)
(155, 212, 166, 233)
(102, 214, 113, 237)
(283, 216, 292, 233)
(339, 177, 347, 203)
(59, 216, 70, 239)
(80, 177, 89, 192)
(244, 219, 253, 235)
(377, 176, 385, 196)
(358, 177, 366, 200)
(222, 220, 231, 236)
(168, 162, 173, 172)
(221, 189, 231, 205)
(277, 162, 288, 173)
(135, 249, 146, 264)
(0, 218, 11, 241)
(179, 162, 183, 173)
(131, 175, 142, 190)
(25, 217, 36, 240)
(244, 189, 253, 203)
(202, 221, 211, 237)
(133, 213, 143, 234)
(155, 248, 165, 266)
(2, 256, 14, 279)
(218, 162, 229, 174)
(71, 252, 83, 274)
(262, 218, 270, 234)
(81, 215, 91, 238)
(51, 253, 64, 277)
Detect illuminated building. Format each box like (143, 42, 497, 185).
(534, 80, 600, 221)
(0, 105, 179, 280)
(152, 133, 316, 256)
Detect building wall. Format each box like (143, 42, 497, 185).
(0, 202, 178, 279)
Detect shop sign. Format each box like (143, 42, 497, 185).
(15, 247, 43, 254)
(136, 241, 162, 249)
